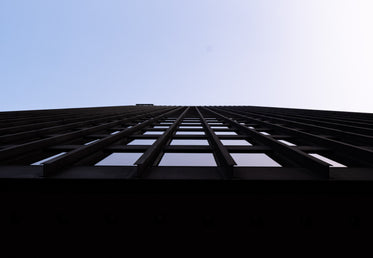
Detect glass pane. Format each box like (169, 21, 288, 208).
(215, 131, 237, 135)
(153, 126, 169, 129)
(144, 131, 164, 135)
(181, 123, 201, 125)
(127, 139, 156, 145)
(278, 140, 296, 146)
(231, 153, 281, 167)
(159, 153, 216, 166)
(110, 130, 120, 135)
(221, 140, 252, 146)
(95, 153, 143, 166)
(31, 152, 67, 165)
(211, 126, 229, 129)
(309, 153, 346, 167)
(179, 126, 203, 129)
(170, 139, 209, 145)
(176, 131, 205, 135)
(84, 139, 99, 145)
(260, 132, 270, 135)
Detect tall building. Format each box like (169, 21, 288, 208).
(1, 105, 373, 243)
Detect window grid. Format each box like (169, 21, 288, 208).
(1, 105, 373, 180)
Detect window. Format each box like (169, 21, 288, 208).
(95, 153, 143, 166)
(127, 139, 156, 145)
(170, 139, 209, 145)
(181, 122, 201, 125)
(278, 140, 296, 146)
(176, 131, 205, 135)
(143, 131, 165, 135)
(309, 153, 346, 167)
(179, 126, 203, 129)
(215, 131, 237, 135)
(110, 131, 120, 135)
(231, 153, 281, 167)
(221, 140, 252, 146)
(84, 139, 99, 145)
(159, 153, 216, 166)
(31, 152, 67, 165)
(211, 126, 229, 129)
(259, 132, 270, 135)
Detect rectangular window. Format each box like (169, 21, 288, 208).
(221, 140, 252, 146)
(278, 140, 296, 146)
(95, 153, 143, 166)
(159, 153, 216, 166)
(127, 139, 156, 145)
(215, 131, 237, 135)
(143, 131, 165, 135)
(84, 139, 99, 145)
(170, 139, 209, 145)
(309, 153, 346, 167)
(176, 131, 205, 135)
(31, 152, 67, 165)
(179, 126, 203, 129)
(260, 132, 270, 135)
(181, 122, 201, 125)
(231, 153, 281, 167)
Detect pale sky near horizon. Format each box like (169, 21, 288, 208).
(1, 0, 373, 112)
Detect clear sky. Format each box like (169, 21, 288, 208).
(1, 0, 373, 112)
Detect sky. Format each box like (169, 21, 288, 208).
(1, 0, 373, 112)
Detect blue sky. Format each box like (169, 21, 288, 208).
(1, 0, 373, 112)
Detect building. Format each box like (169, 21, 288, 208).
(1, 105, 373, 246)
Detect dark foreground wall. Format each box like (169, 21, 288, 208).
(3, 178, 372, 228)
(1, 179, 372, 255)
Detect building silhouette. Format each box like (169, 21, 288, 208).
(1, 105, 373, 248)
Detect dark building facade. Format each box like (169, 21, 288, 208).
(1, 105, 373, 248)
(2, 104, 373, 179)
